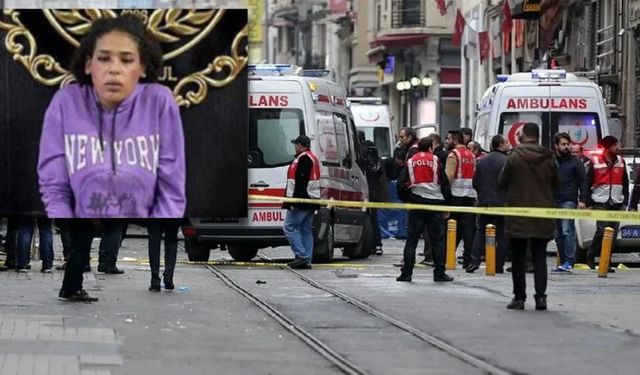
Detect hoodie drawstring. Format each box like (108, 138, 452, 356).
(96, 101, 120, 175)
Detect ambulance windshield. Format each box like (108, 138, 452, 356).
(358, 127, 391, 158)
(249, 108, 304, 168)
(499, 112, 601, 150)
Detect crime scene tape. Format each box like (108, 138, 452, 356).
(248, 195, 640, 223)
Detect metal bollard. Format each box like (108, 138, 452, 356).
(485, 224, 496, 276)
(446, 219, 457, 270)
(598, 227, 614, 278)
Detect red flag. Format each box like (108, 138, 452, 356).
(435, 0, 447, 16)
(479, 31, 490, 63)
(502, 0, 513, 33)
(452, 10, 466, 46)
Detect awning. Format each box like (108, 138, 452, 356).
(369, 34, 428, 49)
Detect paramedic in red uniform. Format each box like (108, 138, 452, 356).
(445, 129, 477, 269)
(283, 135, 320, 269)
(586, 136, 629, 272)
(396, 137, 454, 283)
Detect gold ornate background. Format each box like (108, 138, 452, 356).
(0, 9, 247, 107)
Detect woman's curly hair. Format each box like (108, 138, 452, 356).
(70, 14, 163, 85)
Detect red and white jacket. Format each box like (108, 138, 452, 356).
(286, 150, 321, 199)
(451, 146, 477, 198)
(407, 151, 444, 200)
(590, 154, 625, 204)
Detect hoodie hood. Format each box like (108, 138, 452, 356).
(513, 142, 554, 165)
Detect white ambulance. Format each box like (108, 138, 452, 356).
(347, 97, 394, 159)
(182, 64, 375, 263)
(474, 69, 639, 264)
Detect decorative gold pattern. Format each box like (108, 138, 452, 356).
(0, 9, 247, 108)
(173, 25, 248, 108)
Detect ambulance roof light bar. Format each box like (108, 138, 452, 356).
(248, 64, 302, 76)
(496, 75, 509, 83)
(531, 69, 567, 81)
(301, 69, 331, 78)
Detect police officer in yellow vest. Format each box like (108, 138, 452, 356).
(396, 137, 454, 282)
(283, 135, 321, 269)
(586, 136, 629, 271)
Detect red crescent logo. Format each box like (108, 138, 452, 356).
(359, 111, 380, 122)
(507, 121, 526, 146)
(569, 123, 589, 146)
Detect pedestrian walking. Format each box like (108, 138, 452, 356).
(466, 135, 509, 273)
(59, 220, 99, 302)
(283, 135, 320, 269)
(147, 219, 181, 291)
(97, 220, 125, 274)
(396, 137, 454, 283)
(15, 217, 54, 273)
(37, 14, 186, 218)
(499, 123, 559, 311)
(552, 133, 589, 273)
(586, 136, 629, 272)
(361, 139, 388, 255)
(445, 129, 477, 268)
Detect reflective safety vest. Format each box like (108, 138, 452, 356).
(407, 151, 444, 200)
(286, 150, 321, 199)
(590, 154, 625, 204)
(451, 146, 477, 198)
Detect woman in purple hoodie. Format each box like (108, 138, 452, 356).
(38, 15, 186, 301)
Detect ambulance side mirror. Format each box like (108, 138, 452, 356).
(342, 156, 352, 169)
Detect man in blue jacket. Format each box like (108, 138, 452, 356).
(553, 133, 588, 272)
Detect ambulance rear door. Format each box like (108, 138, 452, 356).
(247, 79, 306, 228)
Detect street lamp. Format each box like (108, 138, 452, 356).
(410, 76, 421, 87)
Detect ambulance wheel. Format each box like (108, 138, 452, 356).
(185, 238, 210, 262)
(228, 245, 259, 262)
(344, 215, 375, 260)
(313, 222, 334, 264)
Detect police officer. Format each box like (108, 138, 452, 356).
(283, 135, 321, 269)
(445, 129, 477, 268)
(586, 136, 629, 271)
(396, 137, 454, 283)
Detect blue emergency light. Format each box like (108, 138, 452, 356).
(301, 69, 331, 78)
(532, 69, 567, 80)
(248, 64, 295, 75)
(496, 75, 509, 83)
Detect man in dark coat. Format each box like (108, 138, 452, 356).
(498, 123, 559, 311)
(466, 135, 510, 273)
(362, 139, 388, 255)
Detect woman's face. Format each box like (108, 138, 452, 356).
(85, 30, 146, 109)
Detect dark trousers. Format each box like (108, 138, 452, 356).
(452, 197, 476, 265)
(401, 210, 446, 277)
(56, 219, 73, 261)
(370, 208, 382, 247)
(17, 218, 54, 269)
(510, 238, 548, 301)
(98, 220, 124, 268)
(62, 220, 96, 293)
(3, 217, 18, 266)
(588, 204, 622, 262)
(470, 215, 507, 271)
(148, 219, 180, 283)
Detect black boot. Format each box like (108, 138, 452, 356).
(396, 273, 412, 282)
(507, 298, 525, 310)
(163, 275, 174, 290)
(534, 294, 547, 311)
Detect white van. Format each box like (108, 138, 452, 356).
(181, 65, 376, 263)
(474, 69, 639, 264)
(347, 97, 394, 158)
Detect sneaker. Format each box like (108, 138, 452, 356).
(433, 273, 454, 282)
(560, 262, 573, 272)
(16, 268, 28, 273)
(287, 258, 309, 268)
(291, 262, 312, 270)
(98, 265, 124, 274)
(396, 273, 412, 282)
(419, 259, 434, 267)
(375, 246, 383, 255)
(41, 267, 52, 274)
(465, 263, 480, 273)
(58, 289, 99, 302)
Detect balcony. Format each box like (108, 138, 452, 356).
(391, 0, 425, 29)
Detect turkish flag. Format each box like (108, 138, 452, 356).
(435, 0, 447, 16)
(453, 9, 466, 46)
(479, 31, 490, 63)
(502, 0, 513, 33)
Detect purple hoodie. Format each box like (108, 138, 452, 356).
(38, 83, 186, 218)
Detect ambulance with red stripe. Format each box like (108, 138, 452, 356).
(182, 64, 375, 263)
(474, 69, 639, 264)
